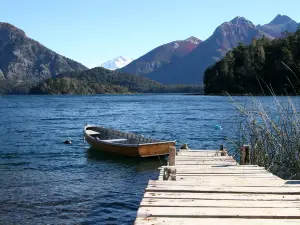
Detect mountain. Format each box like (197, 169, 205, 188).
(100, 56, 134, 70)
(145, 17, 272, 84)
(30, 67, 203, 94)
(144, 15, 299, 85)
(119, 36, 202, 75)
(0, 22, 87, 94)
(257, 14, 298, 38)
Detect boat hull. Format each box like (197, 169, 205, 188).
(84, 126, 175, 157)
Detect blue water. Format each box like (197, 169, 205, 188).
(0, 94, 288, 224)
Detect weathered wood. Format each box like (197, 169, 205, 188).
(135, 218, 300, 225)
(175, 156, 234, 159)
(178, 151, 223, 157)
(137, 207, 300, 218)
(159, 173, 278, 178)
(168, 146, 176, 166)
(166, 165, 265, 170)
(163, 166, 176, 181)
(146, 185, 300, 194)
(240, 145, 251, 165)
(175, 161, 238, 165)
(135, 149, 300, 224)
(140, 198, 300, 208)
(149, 180, 300, 187)
(144, 192, 300, 200)
(158, 175, 282, 181)
(159, 170, 271, 174)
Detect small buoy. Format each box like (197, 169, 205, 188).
(64, 140, 72, 144)
(215, 125, 222, 130)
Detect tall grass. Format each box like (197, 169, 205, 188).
(229, 66, 300, 180)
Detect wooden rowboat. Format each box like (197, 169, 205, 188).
(84, 125, 176, 157)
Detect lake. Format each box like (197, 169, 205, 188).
(0, 94, 291, 224)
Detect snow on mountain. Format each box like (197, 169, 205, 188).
(100, 56, 134, 70)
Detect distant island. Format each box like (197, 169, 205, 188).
(30, 67, 203, 95)
(204, 29, 300, 95)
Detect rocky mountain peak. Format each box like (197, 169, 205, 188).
(0, 22, 26, 37)
(229, 16, 255, 27)
(184, 36, 201, 44)
(213, 16, 256, 38)
(269, 14, 293, 25)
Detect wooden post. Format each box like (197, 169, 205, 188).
(220, 144, 228, 156)
(169, 146, 176, 166)
(163, 147, 177, 181)
(240, 144, 250, 165)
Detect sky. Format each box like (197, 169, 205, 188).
(1, 0, 300, 68)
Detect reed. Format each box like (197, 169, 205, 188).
(229, 65, 300, 179)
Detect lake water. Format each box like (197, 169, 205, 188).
(0, 94, 293, 224)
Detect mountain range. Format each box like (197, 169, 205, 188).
(120, 14, 299, 84)
(0, 14, 299, 94)
(100, 56, 134, 70)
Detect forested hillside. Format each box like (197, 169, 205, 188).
(30, 67, 203, 94)
(204, 29, 300, 95)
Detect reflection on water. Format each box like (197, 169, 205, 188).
(86, 148, 166, 173)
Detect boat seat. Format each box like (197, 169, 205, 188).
(86, 130, 100, 135)
(101, 138, 128, 143)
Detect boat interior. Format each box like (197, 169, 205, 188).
(85, 126, 163, 145)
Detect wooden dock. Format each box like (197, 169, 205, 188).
(135, 149, 300, 224)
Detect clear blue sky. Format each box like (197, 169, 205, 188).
(1, 0, 299, 68)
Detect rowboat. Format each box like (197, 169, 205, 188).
(84, 125, 176, 157)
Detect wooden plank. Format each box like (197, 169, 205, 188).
(158, 174, 278, 178)
(158, 176, 282, 181)
(175, 161, 238, 165)
(175, 156, 234, 159)
(144, 192, 300, 201)
(135, 218, 300, 225)
(176, 156, 236, 162)
(140, 198, 300, 208)
(176, 156, 234, 159)
(137, 207, 300, 218)
(178, 151, 223, 157)
(146, 186, 300, 194)
(159, 170, 271, 174)
(166, 170, 269, 174)
(149, 180, 300, 187)
(168, 166, 266, 170)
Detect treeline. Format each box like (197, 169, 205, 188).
(204, 29, 300, 95)
(30, 67, 203, 94)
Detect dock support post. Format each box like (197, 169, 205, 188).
(220, 144, 228, 156)
(240, 144, 250, 165)
(169, 146, 176, 166)
(163, 146, 177, 181)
